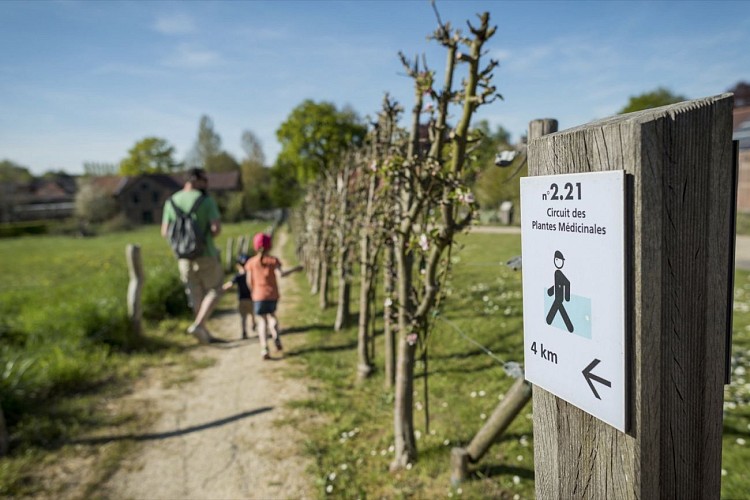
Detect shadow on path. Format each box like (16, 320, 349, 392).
(70, 407, 274, 445)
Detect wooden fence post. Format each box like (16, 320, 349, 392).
(0, 404, 8, 457)
(126, 244, 144, 338)
(528, 94, 734, 498)
(450, 119, 557, 484)
(225, 237, 234, 272)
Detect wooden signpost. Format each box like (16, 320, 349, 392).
(526, 94, 735, 498)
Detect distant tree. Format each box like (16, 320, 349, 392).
(241, 129, 266, 166)
(0, 159, 33, 183)
(238, 129, 273, 212)
(84, 162, 117, 176)
(618, 87, 687, 114)
(727, 81, 750, 108)
(241, 160, 273, 212)
(74, 178, 119, 223)
(187, 115, 222, 169)
(269, 161, 303, 207)
(119, 137, 180, 176)
(205, 151, 240, 173)
(275, 100, 367, 184)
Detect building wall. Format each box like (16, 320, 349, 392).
(118, 177, 178, 224)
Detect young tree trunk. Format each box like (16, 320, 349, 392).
(319, 255, 330, 310)
(334, 260, 351, 330)
(357, 250, 374, 379)
(391, 236, 417, 469)
(0, 404, 8, 457)
(310, 255, 321, 294)
(383, 242, 396, 388)
(334, 167, 352, 330)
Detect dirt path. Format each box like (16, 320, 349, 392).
(103, 232, 314, 500)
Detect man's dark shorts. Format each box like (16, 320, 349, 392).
(254, 300, 278, 315)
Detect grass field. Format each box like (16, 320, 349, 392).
(0, 221, 268, 496)
(282, 231, 750, 499)
(1, 224, 748, 497)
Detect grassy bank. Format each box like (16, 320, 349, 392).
(283, 231, 750, 499)
(0, 221, 267, 496)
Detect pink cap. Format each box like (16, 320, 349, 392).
(253, 232, 272, 251)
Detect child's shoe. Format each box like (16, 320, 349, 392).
(261, 348, 270, 360)
(274, 338, 283, 352)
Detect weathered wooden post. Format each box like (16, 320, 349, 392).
(125, 245, 143, 337)
(451, 377, 532, 484)
(225, 237, 234, 272)
(0, 404, 8, 456)
(126, 244, 144, 338)
(526, 95, 734, 498)
(450, 119, 557, 483)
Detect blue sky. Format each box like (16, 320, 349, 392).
(1, 0, 749, 175)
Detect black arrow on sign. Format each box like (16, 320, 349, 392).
(582, 358, 612, 400)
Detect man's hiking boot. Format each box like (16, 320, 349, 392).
(262, 348, 271, 360)
(274, 338, 283, 352)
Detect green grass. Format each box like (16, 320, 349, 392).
(283, 233, 531, 498)
(0, 220, 268, 496)
(735, 212, 750, 236)
(282, 232, 750, 499)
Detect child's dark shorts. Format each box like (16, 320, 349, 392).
(254, 300, 278, 315)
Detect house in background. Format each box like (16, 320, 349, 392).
(733, 105, 750, 213)
(8, 175, 77, 222)
(90, 171, 241, 225)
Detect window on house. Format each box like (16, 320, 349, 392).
(142, 211, 153, 224)
(133, 194, 139, 204)
(152, 192, 159, 203)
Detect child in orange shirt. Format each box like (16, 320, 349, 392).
(245, 233, 302, 359)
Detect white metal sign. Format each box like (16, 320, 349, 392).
(520, 170, 627, 431)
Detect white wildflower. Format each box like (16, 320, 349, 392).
(513, 475, 521, 485)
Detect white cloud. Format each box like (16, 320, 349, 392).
(154, 13, 197, 35)
(163, 43, 224, 70)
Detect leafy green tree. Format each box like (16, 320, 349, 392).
(205, 151, 240, 173)
(618, 87, 686, 114)
(75, 178, 119, 223)
(470, 121, 520, 209)
(187, 115, 222, 169)
(275, 100, 367, 184)
(238, 129, 274, 212)
(119, 137, 180, 176)
(269, 161, 302, 207)
(0, 160, 33, 183)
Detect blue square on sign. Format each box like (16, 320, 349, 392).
(543, 288, 592, 339)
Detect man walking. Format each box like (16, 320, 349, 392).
(161, 168, 223, 344)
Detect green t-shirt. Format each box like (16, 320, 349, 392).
(162, 190, 221, 258)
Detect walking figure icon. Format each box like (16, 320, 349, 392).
(546, 250, 574, 332)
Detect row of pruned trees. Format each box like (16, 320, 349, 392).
(290, 11, 500, 469)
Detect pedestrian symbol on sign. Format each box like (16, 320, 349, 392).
(546, 250, 574, 332)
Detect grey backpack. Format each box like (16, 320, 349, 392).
(167, 194, 206, 259)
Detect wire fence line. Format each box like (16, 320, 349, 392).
(434, 315, 524, 379)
